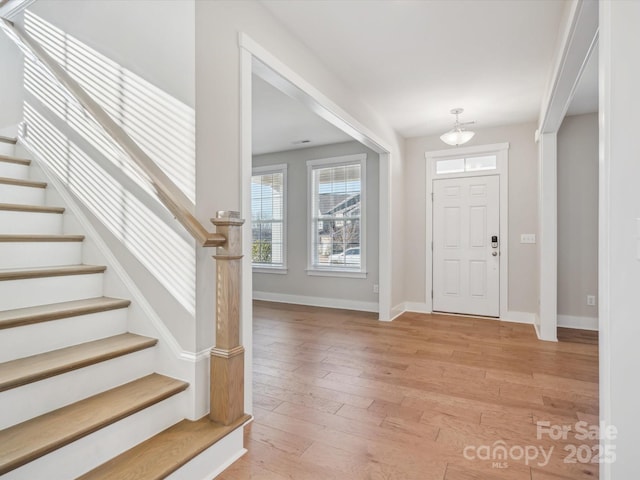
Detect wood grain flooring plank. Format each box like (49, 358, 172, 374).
(223, 302, 599, 480)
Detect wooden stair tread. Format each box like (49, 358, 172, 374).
(0, 297, 131, 330)
(0, 333, 158, 392)
(0, 203, 65, 214)
(0, 373, 188, 475)
(0, 176, 46, 188)
(78, 414, 251, 480)
(0, 234, 84, 242)
(0, 264, 106, 281)
(0, 154, 30, 165)
(0, 136, 18, 145)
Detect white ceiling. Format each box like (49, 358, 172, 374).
(252, 75, 352, 155)
(258, 0, 571, 139)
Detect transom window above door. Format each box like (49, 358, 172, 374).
(435, 155, 497, 175)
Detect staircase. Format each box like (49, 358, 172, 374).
(0, 141, 247, 479)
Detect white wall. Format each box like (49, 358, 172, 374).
(16, 0, 200, 350)
(404, 122, 539, 316)
(557, 113, 598, 328)
(193, 0, 404, 302)
(0, 30, 24, 136)
(252, 141, 379, 310)
(600, 1, 640, 478)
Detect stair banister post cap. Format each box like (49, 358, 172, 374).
(211, 210, 244, 226)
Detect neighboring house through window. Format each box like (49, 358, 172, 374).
(251, 164, 287, 272)
(307, 154, 366, 278)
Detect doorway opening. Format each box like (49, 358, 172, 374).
(425, 142, 509, 319)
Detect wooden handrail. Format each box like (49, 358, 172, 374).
(0, 18, 225, 248)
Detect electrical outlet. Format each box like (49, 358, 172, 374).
(587, 295, 596, 306)
(373, 284, 379, 293)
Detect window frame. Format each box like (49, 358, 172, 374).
(251, 163, 288, 273)
(306, 153, 367, 278)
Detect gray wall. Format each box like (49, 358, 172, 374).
(252, 141, 379, 309)
(403, 122, 539, 315)
(557, 113, 598, 320)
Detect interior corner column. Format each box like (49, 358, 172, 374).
(538, 131, 558, 341)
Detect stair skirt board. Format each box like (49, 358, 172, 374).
(0, 241, 82, 269)
(0, 209, 63, 234)
(1, 393, 185, 479)
(0, 348, 154, 429)
(0, 307, 128, 362)
(166, 427, 246, 480)
(0, 273, 104, 310)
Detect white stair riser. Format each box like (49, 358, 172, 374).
(0, 308, 128, 363)
(0, 183, 45, 205)
(0, 241, 82, 269)
(0, 348, 155, 429)
(0, 210, 63, 234)
(0, 162, 29, 179)
(0, 144, 15, 156)
(0, 273, 104, 310)
(2, 393, 185, 480)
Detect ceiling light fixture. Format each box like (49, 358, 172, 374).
(440, 108, 475, 146)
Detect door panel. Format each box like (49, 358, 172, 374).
(433, 175, 500, 317)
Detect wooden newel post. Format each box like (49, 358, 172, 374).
(210, 210, 245, 425)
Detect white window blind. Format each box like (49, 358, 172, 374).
(251, 165, 286, 269)
(308, 154, 366, 273)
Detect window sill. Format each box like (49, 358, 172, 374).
(252, 266, 288, 275)
(306, 268, 367, 279)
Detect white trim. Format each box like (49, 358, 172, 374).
(538, 0, 600, 134)
(0, 0, 36, 19)
(239, 32, 391, 321)
(240, 46, 254, 416)
(538, 133, 558, 342)
(425, 142, 509, 319)
(403, 302, 431, 314)
(252, 267, 288, 275)
(306, 153, 367, 276)
(557, 315, 598, 331)
(389, 303, 405, 321)
(502, 311, 536, 325)
(378, 152, 392, 320)
(305, 268, 367, 279)
(251, 163, 288, 270)
(253, 290, 378, 313)
(536, 0, 598, 344)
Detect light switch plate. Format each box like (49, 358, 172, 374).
(520, 233, 536, 244)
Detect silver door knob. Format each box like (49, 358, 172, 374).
(492, 251, 498, 256)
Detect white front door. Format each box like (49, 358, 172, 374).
(432, 175, 500, 317)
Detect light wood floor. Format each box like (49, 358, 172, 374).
(218, 302, 599, 480)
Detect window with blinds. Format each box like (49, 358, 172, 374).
(251, 164, 286, 270)
(307, 154, 366, 274)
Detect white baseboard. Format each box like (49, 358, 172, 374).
(502, 310, 536, 324)
(252, 291, 378, 313)
(403, 302, 431, 314)
(557, 314, 599, 331)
